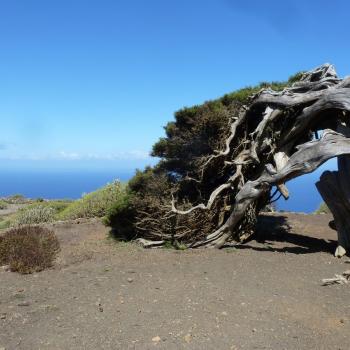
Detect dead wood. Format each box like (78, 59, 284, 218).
(135, 64, 350, 249)
(316, 155, 350, 257)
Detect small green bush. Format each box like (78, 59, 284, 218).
(59, 181, 124, 220)
(4, 194, 28, 204)
(0, 225, 60, 274)
(37, 200, 72, 215)
(0, 218, 11, 230)
(103, 189, 136, 240)
(14, 205, 56, 225)
(315, 202, 331, 214)
(163, 240, 187, 250)
(0, 200, 8, 210)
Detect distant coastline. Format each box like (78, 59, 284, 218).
(0, 161, 334, 213)
(0, 170, 133, 200)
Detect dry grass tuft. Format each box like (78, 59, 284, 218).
(0, 225, 60, 274)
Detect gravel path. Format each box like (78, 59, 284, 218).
(1, 214, 350, 349)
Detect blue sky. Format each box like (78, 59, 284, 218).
(0, 0, 349, 172)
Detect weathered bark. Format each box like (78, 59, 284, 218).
(316, 155, 350, 257)
(322, 270, 350, 285)
(137, 64, 350, 250)
(195, 130, 350, 248)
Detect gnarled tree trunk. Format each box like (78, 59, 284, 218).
(316, 155, 350, 257)
(135, 64, 350, 251)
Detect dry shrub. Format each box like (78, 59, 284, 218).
(0, 200, 8, 209)
(14, 205, 56, 225)
(0, 225, 60, 274)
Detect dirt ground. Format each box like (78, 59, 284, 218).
(1, 213, 350, 350)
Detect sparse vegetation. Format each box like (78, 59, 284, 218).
(0, 225, 60, 274)
(0, 200, 8, 209)
(59, 181, 124, 220)
(14, 205, 56, 225)
(3, 194, 29, 204)
(0, 183, 125, 229)
(315, 202, 331, 214)
(103, 188, 136, 240)
(0, 218, 11, 230)
(163, 240, 187, 250)
(0, 200, 71, 228)
(33, 200, 72, 215)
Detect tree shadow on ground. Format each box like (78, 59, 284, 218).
(235, 214, 337, 255)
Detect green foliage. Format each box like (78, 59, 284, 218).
(103, 189, 136, 240)
(221, 86, 261, 105)
(0, 200, 8, 210)
(151, 74, 303, 184)
(287, 71, 305, 84)
(104, 168, 175, 240)
(0, 218, 11, 230)
(163, 240, 187, 250)
(59, 181, 124, 220)
(128, 167, 156, 194)
(0, 225, 60, 274)
(28, 200, 71, 213)
(152, 99, 235, 183)
(315, 202, 331, 214)
(128, 167, 172, 196)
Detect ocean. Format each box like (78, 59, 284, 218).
(0, 160, 336, 213)
(0, 170, 133, 200)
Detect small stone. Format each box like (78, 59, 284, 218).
(1, 265, 10, 272)
(340, 319, 345, 324)
(184, 334, 192, 343)
(252, 328, 257, 333)
(127, 278, 133, 283)
(222, 311, 228, 316)
(335, 245, 346, 258)
(0, 314, 6, 319)
(152, 336, 161, 342)
(17, 301, 30, 307)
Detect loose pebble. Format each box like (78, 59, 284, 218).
(17, 301, 30, 307)
(152, 336, 161, 342)
(184, 334, 192, 343)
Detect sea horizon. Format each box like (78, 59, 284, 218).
(0, 169, 134, 200)
(0, 161, 335, 213)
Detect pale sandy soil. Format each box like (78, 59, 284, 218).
(1, 213, 350, 350)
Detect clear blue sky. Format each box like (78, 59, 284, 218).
(0, 0, 349, 172)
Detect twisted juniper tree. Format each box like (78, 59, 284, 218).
(108, 64, 350, 252)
